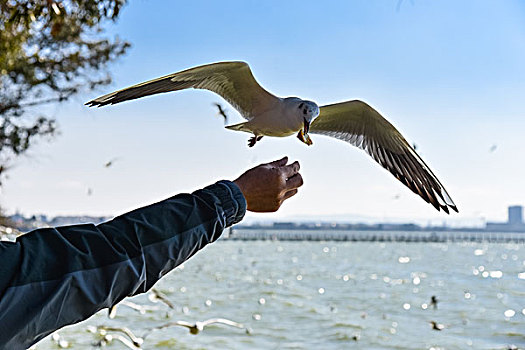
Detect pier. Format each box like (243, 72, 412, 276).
(224, 229, 525, 243)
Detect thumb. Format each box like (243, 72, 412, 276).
(268, 156, 288, 167)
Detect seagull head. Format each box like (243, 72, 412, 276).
(287, 98, 319, 146)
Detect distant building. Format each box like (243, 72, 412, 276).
(486, 205, 525, 232)
(508, 206, 523, 225)
(272, 222, 296, 229)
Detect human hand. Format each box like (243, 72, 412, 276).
(233, 156, 303, 212)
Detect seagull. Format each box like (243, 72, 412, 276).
(213, 102, 229, 124)
(104, 157, 120, 168)
(430, 295, 438, 309)
(86, 61, 457, 213)
(147, 318, 248, 335)
(91, 326, 143, 348)
(429, 321, 445, 331)
(148, 288, 175, 309)
(108, 300, 157, 319)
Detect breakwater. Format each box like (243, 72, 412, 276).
(225, 229, 525, 243)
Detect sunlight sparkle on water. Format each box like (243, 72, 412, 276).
(489, 271, 502, 278)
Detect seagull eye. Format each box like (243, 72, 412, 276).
(298, 103, 304, 109)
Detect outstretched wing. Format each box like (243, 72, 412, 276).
(310, 100, 457, 213)
(154, 320, 193, 330)
(85, 61, 280, 120)
(202, 318, 244, 329)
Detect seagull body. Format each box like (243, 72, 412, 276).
(150, 318, 246, 335)
(86, 61, 457, 213)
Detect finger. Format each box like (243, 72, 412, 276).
(282, 188, 298, 201)
(268, 156, 288, 167)
(282, 161, 300, 178)
(286, 173, 304, 189)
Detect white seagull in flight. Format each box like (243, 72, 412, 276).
(86, 61, 458, 213)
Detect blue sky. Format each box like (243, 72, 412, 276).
(2, 0, 525, 226)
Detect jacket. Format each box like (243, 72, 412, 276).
(0, 180, 246, 349)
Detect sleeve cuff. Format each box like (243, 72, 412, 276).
(206, 180, 247, 227)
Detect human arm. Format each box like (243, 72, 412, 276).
(0, 180, 245, 349)
(0, 157, 302, 349)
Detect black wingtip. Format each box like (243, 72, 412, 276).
(85, 100, 111, 108)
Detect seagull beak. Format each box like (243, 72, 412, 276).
(303, 117, 310, 134)
(297, 118, 313, 146)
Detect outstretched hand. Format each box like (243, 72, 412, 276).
(233, 157, 303, 212)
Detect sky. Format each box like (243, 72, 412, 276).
(2, 0, 525, 226)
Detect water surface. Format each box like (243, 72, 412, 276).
(35, 234, 525, 349)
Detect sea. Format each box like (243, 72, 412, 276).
(33, 231, 525, 350)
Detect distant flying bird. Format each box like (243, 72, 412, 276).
(95, 326, 143, 348)
(429, 321, 445, 331)
(86, 61, 457, 213)
(108, 300, 156, 319)
(147, 318, 248, 335)
(92, 334, 140, 350)
(104, 157, 120, 168)
(489, 144, 497, 153)
(148, 288, 175, 309)
(214, 102, 229, 124)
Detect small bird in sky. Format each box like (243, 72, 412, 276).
(148, 318, 248, 335)
(86, 61, 457, 213)
(213, 102, 229, 124)
(489, 144, 497, 153)
(104, 157, 120, 168)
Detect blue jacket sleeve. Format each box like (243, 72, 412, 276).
(0, 180, 246, 349)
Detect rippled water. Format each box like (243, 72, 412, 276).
(35, 233, 525, 349)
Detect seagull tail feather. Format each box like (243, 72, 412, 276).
(225, 122, 252, 134)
